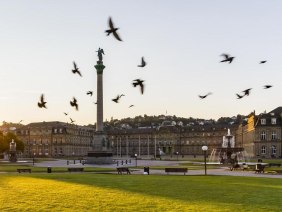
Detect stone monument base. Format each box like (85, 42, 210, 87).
(86, 151, 113, 164)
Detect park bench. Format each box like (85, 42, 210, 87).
(165, 168, 188, 175)
(17, 168, 32, 173)
(117, 167, 131, 174)
(68, 167, 84, 172)
(255, 164, 265, 174)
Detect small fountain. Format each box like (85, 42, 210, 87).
(9, 139, 17, 162)
(208, 129, 249, 164)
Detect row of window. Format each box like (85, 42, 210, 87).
(260, 131, 279, 140)
(261, 145, 276, 155)
(261, 118, 277, 125)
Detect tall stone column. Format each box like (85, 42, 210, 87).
(86, 48, 113, 164)
(95, 63, 105, 132)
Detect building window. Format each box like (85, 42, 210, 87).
(260, 131, 266, 140)
(271, 131, 277, 140)
(261, 146, 266, 154)
(59, 128, 63, 133)
(261, 119, 266, 125)
(271, 118, 276, 125)
(54, 129, 57, 133)
(271, 145, 276, 155)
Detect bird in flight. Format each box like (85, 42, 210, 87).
(242, 88, 252, 96)
(72, 61, 82, 77)
(94, 101, 97, 105)
(19, 120, 23, 124)
(105, 17, 122, 41)
(263, 85, 273, 89)
(70, 118, 75, 124)
(260, 60, 267, 64)
(198, 92, 212, 99)
(112, 94, 125, 103)
(132, 79, 145, 94)
(220, 54, 235, 63)
(70, 97, 78, 111)
(236, 93, 244, 99)
(38, 94, 47, 108)
(129, 105, 134, 108)
(87, 91, 93, 96)
(64, 112, 68, 116)
(138, 57, 146, 67)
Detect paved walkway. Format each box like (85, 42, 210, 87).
(30, 159, 282, 179)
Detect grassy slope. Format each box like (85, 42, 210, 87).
(0, 174, 281, 211)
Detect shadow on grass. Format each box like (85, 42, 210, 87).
(9, 173, 282, 210)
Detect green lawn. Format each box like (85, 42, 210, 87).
(0, 173, 281, 211)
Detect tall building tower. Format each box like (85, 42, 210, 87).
(87, 48, 113, 164)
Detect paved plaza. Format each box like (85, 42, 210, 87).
(30, 159, 282, 179)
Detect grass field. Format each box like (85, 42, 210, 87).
(0, 173, 282, 211)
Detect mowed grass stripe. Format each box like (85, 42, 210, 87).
(0, 174, 282, 211)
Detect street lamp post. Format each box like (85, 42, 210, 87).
(134, 153, 137, 167)
(176, 151, 179, 161)
(202, 146, 208, 175)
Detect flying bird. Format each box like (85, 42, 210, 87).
(132, 79, 145, 94)
(70, 97, 78, 111)
(198, 92, 212, 99)
(105, 17, 122, 41)
(129, 105, 134, 108)
(87, 91, 93, 96)
(138, 57, 146, 67)
(236, 93, 244, 99)
(263, 85, 273, 89)
(242, 88, 252, 96)
(260, 60, 267, 64)
(94, 101, 97, 105)
(64, 112, 68, 116)
(112, 94, 125, 103)
(72, 61, 82, 77)
(19, 120, 23, 124)
(220, 54, 235, 63)
(70, 118, 75, 124)
(38, 94, 47, 108)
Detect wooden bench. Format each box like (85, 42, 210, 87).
(165, 168, 188, 175)
(68, 168, 84, 172)
(17, 168, 31, 173)
(255, 164, 265, 174)
(117, 167, 131, 174)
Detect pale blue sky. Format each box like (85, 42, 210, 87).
(0, 0, 282, 125)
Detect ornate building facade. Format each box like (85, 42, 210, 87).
(16, 122, 94, 157)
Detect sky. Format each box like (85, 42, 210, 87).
(0, 0, 282, 125)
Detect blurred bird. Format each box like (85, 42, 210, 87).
(198, 92, 212, 99)
(263, 85, 273, 89)
(236, 93, 244, 99)
(105, 17, 122, 41)
(138, 57, 146, 67)
(242, 88, 252, 96)
(72, 61, 82, 77)
(260, 60, 267, 64)
(112, 94, 125, 103)
(64, 112, 68, 116)
(70, 97, 78, 111)
(87, 91, 93, 96)
(129, 105, 134, 108)
(94, 101, 97, 105)
(132, 79, 145, 94)
(38, 94, 47, 108)
(70, 118, 75, 124)
(220, 54, 235, 63)
(19, 120, 23, 124)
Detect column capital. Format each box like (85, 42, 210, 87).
(95, 63, 106, 74)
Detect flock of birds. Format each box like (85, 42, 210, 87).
(37, 17, 146, 124)
(199, 53, 272, 99)
(37, 17, 273, 124)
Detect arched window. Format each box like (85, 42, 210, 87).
(260, 131, 266, 140)
(261, 146, 266, 154)
(271, 145, 276, 155)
